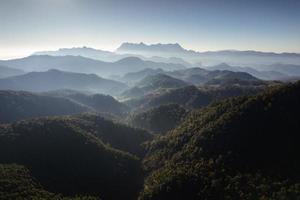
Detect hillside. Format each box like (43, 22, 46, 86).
(122, 74, 189, 98)
(204, 70, 266, 87)
(45, 90, 130, 116)
(0, 114, 152, 200)
(207, 63, 289, 80)
(125, 85, 263, 111)
(0, 164, 98, 200)
(166, 67, 265, 86)
(127, 104, 188, 134)
(138, 74, 188, 89)
(121, 68, 164, 84)
(140, 81, 300, 200)
(0, 69, 128, 95)
(0, 65, 25, 78)
(0, 90, 89, 123)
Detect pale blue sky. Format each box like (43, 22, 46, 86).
(1, 0, 300, 59)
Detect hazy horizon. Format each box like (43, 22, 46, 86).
(1, 0, 300, 59)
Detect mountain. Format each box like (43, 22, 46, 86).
(147, 56, 192, 66)
(0, 164, 98, 200)
(140, 81, 300, 200)
(45, 90, 130, 116)
(34, 46, 192, 66)
(113, 57, 185, 74)
(0, 114, 152, 200)
(207, 63, 290, 80)
(121, 68, 165, 84)
(127, 104, 188, 134)
(0, 69, 128, 95)
(0, 90, 89, 123)
(165, 67, 265, 86)
(138, 74, 189, 89)
(125, 85, 264, 111)
(122, 74, 189, 99)
(0, 65, 25, 78)
(34, 46, 121, 62)
(116, 42, 300, 65)
(116, 42, 189, 57)
(204, 70, 266, 87)
(257, 63, 300, 77)
(0, 55, 185, 77)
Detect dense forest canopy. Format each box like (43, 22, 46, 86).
(140, 81, 300, 200)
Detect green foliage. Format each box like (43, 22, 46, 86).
(0, 90, 88, 123)
(140, 81, 300, 200)
(127, 104, 189, 134)
(56, 92, 130, 116)
(0, 114, 152, 200)
(0, 164, 99, 200)
(126, 85, 263, 111)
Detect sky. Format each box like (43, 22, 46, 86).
(0, 0, 300, 59)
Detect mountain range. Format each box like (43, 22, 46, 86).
(30, 43, 300, 67)
(0, 65, 25, 78)
(140, 81, 300, 200)
(116, 42, 300, 66)
(0, 69, 128, 95)
(0, 55, 185, 77)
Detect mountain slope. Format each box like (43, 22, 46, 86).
(34, 46, 120, 62)
(0, 90, 89, 123)
(166, 67, 265, 86)
(45, 90, 130, 116)
(0, 55, 185, 77)
(0, 164, 98, 200)
(140, 81, 300, 200)
(138, 74, 188, 89)
(207, 63, 289, 80)
(127, 104, 188, 134)
(0, 114, 152, 200)
(122, 74, 189, 98)
(121, 68, 165, 84)
(0, 69, 128, 95)
(0, 65, 25, 78)
(125, 85, 263, 111)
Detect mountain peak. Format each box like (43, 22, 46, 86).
(116, 42, 185, 53)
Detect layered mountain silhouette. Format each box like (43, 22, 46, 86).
(0, 90, 89, 123)
(122, 74, 189, 98)
(0, 69, 128, 95)
(125, 85, 263, 111)
(45, 89, 130, 116)
(0, 114, 152, 200)
(140, 81, 300, 200)
(0, 55, 185, 77)
(116, 42, 300, 65)
(0, 65, 25, 78)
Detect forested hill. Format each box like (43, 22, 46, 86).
(140, 81, 300, 200)
(127, 104, 189, 134)
(0, 164, 99, 200)
(0, 114, 152, 200)
(0, 90, 89, 123)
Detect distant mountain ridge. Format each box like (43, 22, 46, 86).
(0, 55, 185, 77)
(34, 46, 122, 62)
(0, 90, 89, 123)
(116, 42, 300, 65)
(31, 42, 300, 66)
(0, 65, 25, 78)
(0, 69, 128, 95)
